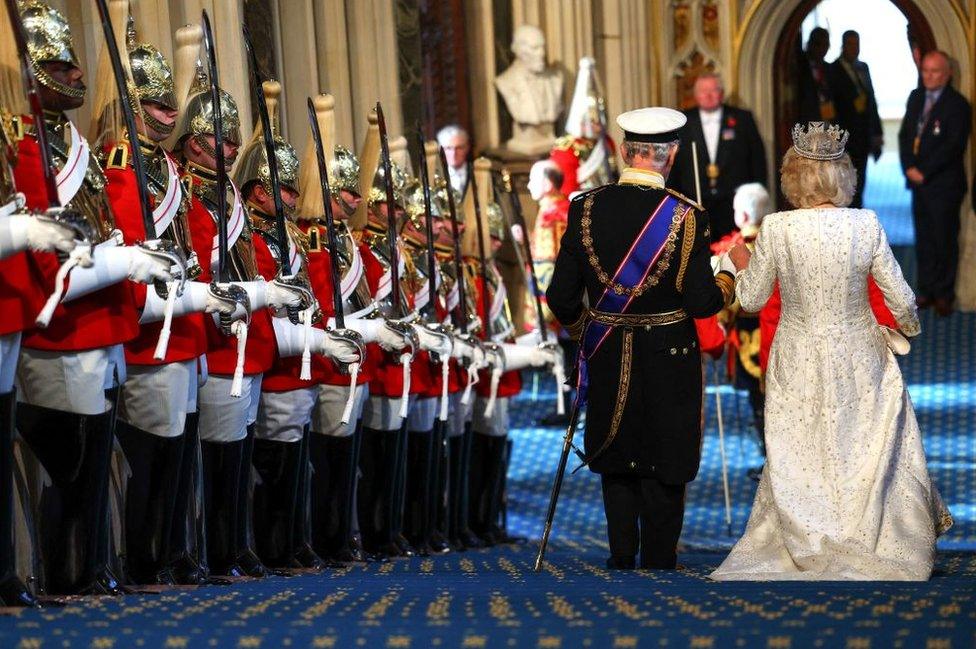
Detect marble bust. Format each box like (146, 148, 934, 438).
(495, 25, 564, 155)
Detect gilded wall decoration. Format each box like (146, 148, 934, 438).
(673, 1, 692, 51)
(702, 1, 720, 52)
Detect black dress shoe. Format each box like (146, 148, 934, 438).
(292, 544, 327, 571)
(0, 574, 40, 608)
(427, 533, 452, 554)
(934, 298, 954, 317)
(153, 567, 178, 586)
(235, 550, 268, 578)
(606, 556, 636, 570)
(77, 566, 127, 596)
(167, 555, 208, 585)
(393, 534, 417, 557)
(458, 530, 484, 549)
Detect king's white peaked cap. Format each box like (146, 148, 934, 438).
(616, 107, 686, 142)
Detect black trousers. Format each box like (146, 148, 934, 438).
(600, 474, 685, 569)
(912, 187, 963, 301)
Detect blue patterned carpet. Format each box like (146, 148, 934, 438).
(1, 157, 973, 647)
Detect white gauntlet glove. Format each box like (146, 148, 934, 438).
(321, 330, 362, 364)
(232, 278, 304, 313)
(411, 323, 453, 357)
(141, 280, 241, 324)
(328, 316, 407, 352)
(718, 252, 738, 277)
(123, 245, 176, 284)
(499, 342, 555, 371)
(63, 243, 173, 301)
(515, 329, 555, 346)
(0, 213, 77, 259)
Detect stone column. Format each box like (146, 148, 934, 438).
(464, 0, 500, 149)
(346, 0, 403, 148)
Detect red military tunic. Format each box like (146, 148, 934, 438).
(184, 171, 275, 376)
(362, 232, 434, 399)
(468, 259, 522, 399)
(549, 134, 617, 197)
(0, 251, 49, 337)
(103, 140, 207, 365)
(297, 221, 383, 388)
(14, 115, 138, 351)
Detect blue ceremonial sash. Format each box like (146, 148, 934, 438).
(575, 193, 689, 405)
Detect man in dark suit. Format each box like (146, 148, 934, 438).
(673, 73, 767, 241)
(546, 107, 736, 570)
(798, 27, 836, 124)
(830, 30, 883, 208)
(898, 50, 972, 316)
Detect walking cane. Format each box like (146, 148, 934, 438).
(712, 360, 733, 537)
(534, 402, 581, 572)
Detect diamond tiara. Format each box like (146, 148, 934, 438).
(791, 122, 850, 161)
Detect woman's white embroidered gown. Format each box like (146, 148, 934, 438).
(710, 208, 951, 581)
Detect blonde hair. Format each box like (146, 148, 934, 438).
(780, 148, 856, 208)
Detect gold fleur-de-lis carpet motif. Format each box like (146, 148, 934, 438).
(1, 169, 974, 647)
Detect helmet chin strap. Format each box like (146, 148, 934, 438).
(142, 110, 174, 138)
(32, 61, 86, 100)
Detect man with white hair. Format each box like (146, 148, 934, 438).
(673, 72, 767, 241)
(547, 107, 737, 570)
(436, 124, 471, 196)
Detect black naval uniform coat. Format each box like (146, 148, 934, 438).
(672, 105, 767, 241)
(546, 178, 735, 485)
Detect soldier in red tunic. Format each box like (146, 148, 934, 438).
(0, 9, 90, 604)
(548, 57, 616, 197)
(12, 1, 176, 596)
(97, 34, 240, 586)
(174, 77, 306, 578)
(234, 108, 362, 570)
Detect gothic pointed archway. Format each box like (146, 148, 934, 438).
(733, 0, 971, 192)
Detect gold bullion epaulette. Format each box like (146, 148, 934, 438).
(106, 143, 129, 170)
(570, 185, 604, 202)
(665, 187, 702, 212)
(552, 134, 576, 151)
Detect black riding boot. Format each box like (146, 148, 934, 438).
(233, 425, 267, 577)
(0, 390, 38, 606)
(290, 426, 325, 570)
(427, 421, 451, 554)
(166, 414, 208, 584)
(251, 438, 301, 567)
(456, 423, 483, 549)
(310, 430, 353, 561)
(470, 434, 507, 546)
(405, 428, 434, 555)
(115, 421, 184, 584)
(200, 438, 244, 576)
(391, 422, 415, 557)
(18, 394, 123, 595)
